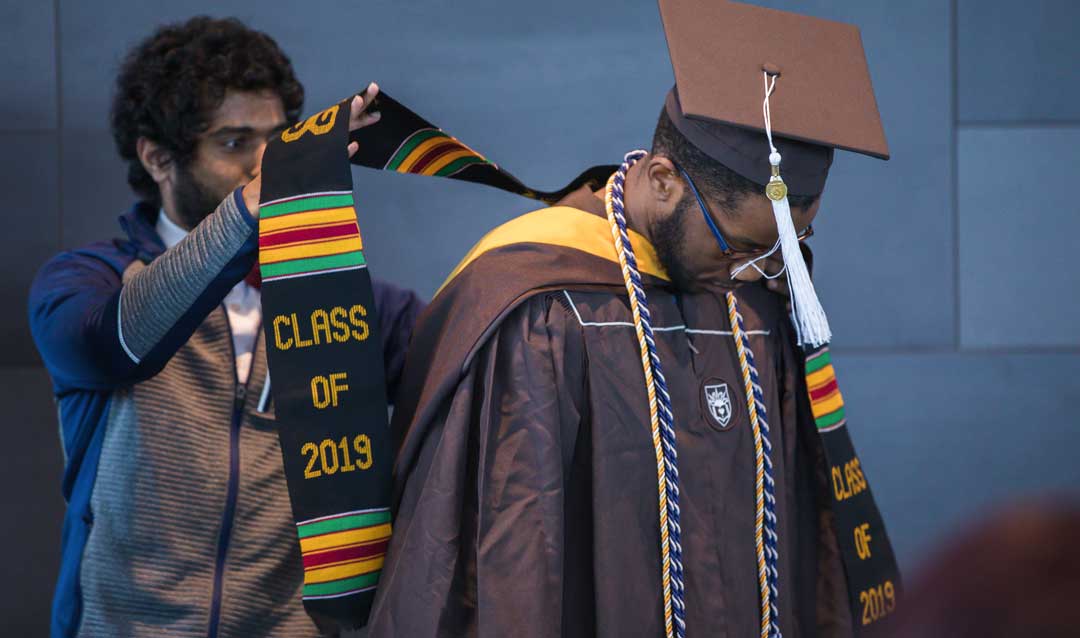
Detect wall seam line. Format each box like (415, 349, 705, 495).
(53, 0, 63, 248)
(951, 0, 961, 351)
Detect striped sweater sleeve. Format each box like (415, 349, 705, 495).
(29, 189, 258, 391)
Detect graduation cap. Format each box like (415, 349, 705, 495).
(657, 0, 890, 347)
(659, 0, 889, 196)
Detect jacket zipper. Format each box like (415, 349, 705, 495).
(207, 311, 260, 637)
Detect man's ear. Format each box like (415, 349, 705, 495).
(136, 137, 174, 185)
(645, 155, 684, 206)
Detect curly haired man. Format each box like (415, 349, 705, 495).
(28, 17, 423, 638)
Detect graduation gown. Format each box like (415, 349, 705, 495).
(368, 188, 853, 637)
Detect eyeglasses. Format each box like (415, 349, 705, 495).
(675, 164, 813, 257)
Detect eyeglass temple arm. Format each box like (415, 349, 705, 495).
(676, 166, 731, 253)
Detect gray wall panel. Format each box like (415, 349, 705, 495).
(0, 366, 65, 638)
(838, 351, 1080, 569)
(958, 0, 1080, 122)
(59, 0, 669, 130)
(0, 2, 56, 130)
(59, 129, 132, 249)
(3, 133, 59, 365)
(958, 126, 1080, 348)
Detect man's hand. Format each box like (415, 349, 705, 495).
(346, 82, 381, 156)
(242, 82, 382, 214)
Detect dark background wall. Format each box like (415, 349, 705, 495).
(2, 0, 1078, 634)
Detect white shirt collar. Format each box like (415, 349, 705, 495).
(155, 209, 189, 249)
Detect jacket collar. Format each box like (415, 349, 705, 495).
(117, 201, 167, 260)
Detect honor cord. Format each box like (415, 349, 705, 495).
(726, 291, 782, 638)
(604, 150, 686, 638)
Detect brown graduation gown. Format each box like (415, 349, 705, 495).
(368, 189, 852, 637)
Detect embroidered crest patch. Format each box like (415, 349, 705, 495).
(704, 382, 733, 429)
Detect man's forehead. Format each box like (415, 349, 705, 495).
(206, 89, 287, 132)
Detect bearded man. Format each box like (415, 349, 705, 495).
(365, 2, 899, 636)
(28, 17, 422, 638)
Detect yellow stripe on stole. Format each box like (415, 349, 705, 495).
(259, 207, 356, 233)
(396, 136, 455, 173)
(304, 556, 386, 584)
(299, 523, 393, 554)
(259, 236, 363, 264)
(806, 364, 837, 390)
(420, 148, 476, 176)
(811, 391, 845, 418)
(306, 555, 380, 572)
(437, 207, 669, 296)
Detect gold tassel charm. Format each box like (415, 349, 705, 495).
(765, 163, 787, 202)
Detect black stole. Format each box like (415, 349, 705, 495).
(258, 98, 391, 632)
(804, 346, 902, 632)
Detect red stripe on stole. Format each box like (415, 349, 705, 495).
(808, 378, 839, 402)
(303, 539, 390, 569)
(259, 221, 359, 248)
(409, 141, 462, 173)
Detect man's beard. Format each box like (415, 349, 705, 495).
(650, 194, 697, 292)
(170, 163, 232, 230)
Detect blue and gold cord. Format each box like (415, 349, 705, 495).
(604, 151, 782, 638)
(604, 150, 686, 638)
(727, 292, 782, 638)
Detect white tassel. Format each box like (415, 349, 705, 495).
(762, 72, 831, 347)
(767, 153, 831, 346)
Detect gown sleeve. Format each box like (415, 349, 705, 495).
(369, 292, 586, 638)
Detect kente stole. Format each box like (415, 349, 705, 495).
(259, 99, 390, 632)
(803, 346, 901, 630)
(258, 90, 900, 633)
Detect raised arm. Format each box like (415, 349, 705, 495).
(29, 190, 257, 391)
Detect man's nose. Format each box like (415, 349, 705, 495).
(248, 140, 269, 179)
